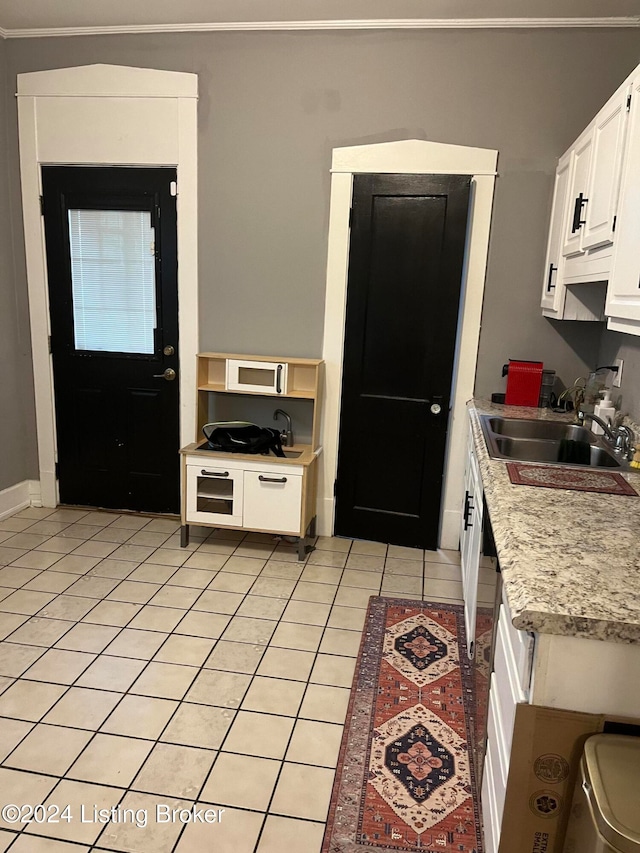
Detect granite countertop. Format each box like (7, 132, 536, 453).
(469, 400, 640, 644)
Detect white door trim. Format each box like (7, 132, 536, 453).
(17, 64, 198, 508)
(319, 139, 497, 549)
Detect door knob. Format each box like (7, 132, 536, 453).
(153, 368, 177, 381)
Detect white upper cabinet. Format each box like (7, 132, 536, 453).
(562, 127, 594, 258)
(606, 69, 640, 334)
(541, 152, 571, 316)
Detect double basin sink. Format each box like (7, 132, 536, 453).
(480, 415, 622, 469)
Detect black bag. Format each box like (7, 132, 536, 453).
(202, 421, 285, 457)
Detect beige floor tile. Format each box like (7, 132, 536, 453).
(7, 617, 73, 647)
(10, 551, 62, 570)
(108, 514, 151, 530)
(422, 577, 464, 601)
(384, 557, 424, 577)
(175, 805, 263, 853)
(236, 595, 287, 620)
(340, 569, 381, 590)
(38, 595, 96, 622)
(382, 575, 422, 596)
(129, 605, 186, 632)
(143, 547, 190, 567)
(25, 779, 121, 844)
(81, 600, 141, 627)
(192, 589, 243, 614)
(126, 563, 178, 584)
(149, 585, 202, 610)
(327, 605, 367, 632)
(54, 623, 120, 653)
(424, 547, 461, 565)
(4, 723, 91, 775)
(64, 576, 120, 598)
(207, 571, 254, 593)
(257, 815, 325, 853)
(387, 544, 424, 560)
(0, 517, 36, 533)
(130, 661, 198, 700)
(0, 641, 47, 676)
(86, 559, 136, 579)
(108, 544, 157, 563)
(34, 538, 77, 555)
(223, 711, 294, 759)
(71, 540, 120, 559)
(314, 536, 351, 553)
(165, 567, 217, 589)
(175, 610, 231, 639)
(299, 565, 342, 585)
(270, 762, 334, 821)
(270, 621, 323, 652)
(350, 539, 387, 557)
(286, 719, 343, 767)
(0, 768, 57, 830)
(203, 641, 264, 674)
(3, 533, 51, 550)
(333, 586, 375, 609)
(0, 679, 66, 721)
(346, 553, 386, 571)
(299, 683, 350, 724)
(44, 554, 101, 574)
(0, 613, 28, 640)
(24, 648, 96, 684)
(6, 833, 89, 852)
(310, 653, 357, 688)
(182, 551, 229, 570)
(160, 702, 234, 749)
(221, 616, 277, 646)
(101, 694, 178, 739)
(90, 530, 134, 546)
(281, 600, 330, 626)
(249, 577, 297, 599)
(22, 571, 78, 594)
(127, 532, 174, 549)
(0, 718, 33, 761)
(132, 742, 215, 799)
(423, 562, 463, 581)
(69, 733, 153, 787)
(291, 581, 337, 604)
(319, 627, 362, 657)
(43, 687, 122, 730)
(143, 519, 180, 534)
(0, 676, 12, 694)
(76, 655, 147, 692)
(0, 566, 42, 588)
(201, 753, 280, 810)
(306, 549, 348, 569)
(103, 628, 168, 660)
(0, 547, 28, 565)
(0, 590, 12, 604)
(0, 590, 56, 615)
(261, 559, 304, 578)
(60, 523, 105, 541)
(240, 676, 305, 716)
(154, 634, 215, 666)
(222, 555, 266, 576)
(106, 580, 162, 604)
(185, 669, 251, 708)
(0, 832, 15, 852)
(256, 647, 315, 682)
(234, 542, 275, 559)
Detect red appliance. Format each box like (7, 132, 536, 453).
(503, 360, 544, 406)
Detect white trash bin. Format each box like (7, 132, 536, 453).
(563, 734, 640, 853)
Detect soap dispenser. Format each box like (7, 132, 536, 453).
(592, 389, 615, 435)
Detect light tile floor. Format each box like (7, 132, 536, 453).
(0, 506, 491, 853)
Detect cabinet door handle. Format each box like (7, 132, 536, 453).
(200, 470, 230, 477)
(546, 263, 557, 292)
(276, 364, 283, 394)
(464, 490, 474, 530)
(258, 475, 287, 483)
(571, 193, 588, 233)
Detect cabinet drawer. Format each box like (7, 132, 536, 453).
(481, 744, 500, 853)
(487, 675, 508, 818)
(243, 470, 302, 534)
(226, 359, 288, 395)
(500, 596, 534, 694)
(186, 464, 243, 526)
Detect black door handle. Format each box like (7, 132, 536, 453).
(547, 263, 557, 292)
(571, 193, 588, 233)
(464, 490, 474, 530)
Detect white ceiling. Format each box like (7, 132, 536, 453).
(0, 0, 638, 35)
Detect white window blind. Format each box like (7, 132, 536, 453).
(69, 209, 157, 354)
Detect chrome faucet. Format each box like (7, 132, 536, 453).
(577, 412, 636, 461)
(273, 409, 293, 447)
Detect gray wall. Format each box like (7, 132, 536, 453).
(3, 29, 640, 487)
(598, 331, 640, 422)
(0, 40, 37, 491)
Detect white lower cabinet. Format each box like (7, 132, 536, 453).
(186, 464, 244, 526)
(243, 469, 302, 534)
(460, 421, 484, 657)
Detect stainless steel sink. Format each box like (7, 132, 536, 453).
(480, 415, 622, 468)
(281, 450, 303, 459)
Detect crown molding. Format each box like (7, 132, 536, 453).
(1, 16, 639, 39)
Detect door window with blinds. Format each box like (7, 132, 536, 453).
(68, 208, 157, 354)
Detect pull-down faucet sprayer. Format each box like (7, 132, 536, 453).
(273, 409, 294, 447)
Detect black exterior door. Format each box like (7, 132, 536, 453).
(334, 173, 471, 550)
(42, 167, 180, 514)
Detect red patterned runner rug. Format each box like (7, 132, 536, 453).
(322, 597, 483, 853)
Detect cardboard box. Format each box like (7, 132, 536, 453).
(498, 704, 640, 853)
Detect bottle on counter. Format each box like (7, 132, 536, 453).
(592, 389, 616, 435)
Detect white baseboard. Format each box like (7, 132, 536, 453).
(0, 480, 42, 520)
(440, 509, 462, 551)
(317, 497, 335, 538)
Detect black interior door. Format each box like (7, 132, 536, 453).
(42, 167, 180, 514)
(334, 173, 471, 550)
